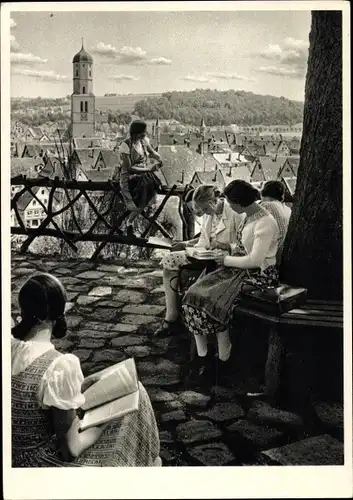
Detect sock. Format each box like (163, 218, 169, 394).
(219, 342, 232, 362)
(194, 334, 208, 357)
(217, 330, 232, 361)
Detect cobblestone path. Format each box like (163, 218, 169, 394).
(11, 253, 344, 466)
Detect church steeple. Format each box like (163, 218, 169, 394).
(71, 41, 95, 138)
(73, 39, 93, 65)
(200, 116, 206, 137)
(155, 116, 160, 148)
(200, 117, 206, 156)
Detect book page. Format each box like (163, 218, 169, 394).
(186, 247, 223, 260)
(81, 358, 138, 411)
(147, 236, 173, 248)
(79, 390, 140, 431)
(185, 246, 206, 257)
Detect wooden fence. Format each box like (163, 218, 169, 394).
(10, 175, 195, 260)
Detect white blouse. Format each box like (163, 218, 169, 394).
(196, 200, 244, 250)
(119, 136, 151, 156)
(11, 336, 85, 411)
(226, 213, 279, 271)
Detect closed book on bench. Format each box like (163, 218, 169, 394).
(79, 358, 139, 431)
(239, 284, 307, 315)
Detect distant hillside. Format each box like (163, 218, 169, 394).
(134, 89, 304, 126)
(95, 94, 162, 113)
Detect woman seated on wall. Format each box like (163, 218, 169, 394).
(155, 184, 244, 337)
(11, 273, 161, 467)
(118, 120, 163, 237)
(182, 180, 280, 383)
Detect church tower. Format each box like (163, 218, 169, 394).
(71, 40, 95, 138)
(155, 116, 160, 149)
(200, 116, 206, 138)
(200, 117, 206, 156)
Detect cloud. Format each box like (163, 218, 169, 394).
(182, 75, 212, 83)
(91, 42, 119, 59)
(207, 72, 257, 82)
(10, 34, 20, 52)
(91, 42, 171, 66)
(108, 74, 139, 82)
(258, 66, 305, 77)
(10, 18, 16, 29)
(11, 68, 69, 82)
(260, 44, 283, 61)
(11, 51, 48, 65)
(256, 37, 309, 79)
(181, 72, 257, 84)
(284, 37, 309, 50)
(147, 57, 172, 65)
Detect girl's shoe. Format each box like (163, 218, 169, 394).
(186, 352, 216, 387)
(154, 319, 183, 338)
(215, 357, 234, 387)
(126, 224, 135, 237)
(125, 225, 147, 243)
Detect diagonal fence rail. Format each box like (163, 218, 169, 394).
(10, 175, 195, 260)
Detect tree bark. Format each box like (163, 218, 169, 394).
(280, 11, 343, 300)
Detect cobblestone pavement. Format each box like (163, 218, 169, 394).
(11, 253, 344, 466)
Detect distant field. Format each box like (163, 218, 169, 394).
(95, 94, 162, 113)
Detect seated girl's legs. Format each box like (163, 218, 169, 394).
(160, 251, 190, 323)
(194, 333, 208, 357)
(163, 268, 180, 322)
(216, 329, 232, 361)
(126, 210, 140, 227)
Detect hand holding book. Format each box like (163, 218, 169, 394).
(78, 358, 140, 431)
(68, 416, 109, 457)
(81, 373, 100, 393)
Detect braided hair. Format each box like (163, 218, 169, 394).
(12, 273, 68, 340)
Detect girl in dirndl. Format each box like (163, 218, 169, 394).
(118, 120, 163, 237)
(155, 184, 243, 337)
(182, 180, 280, 383)
(11, 273, 161, 467)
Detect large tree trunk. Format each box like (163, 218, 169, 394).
(280, 11, 343, 300)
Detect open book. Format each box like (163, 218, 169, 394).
(147, 236, 173, 249)
(79, 358, 140, 431)
(185, 246, 223, 260)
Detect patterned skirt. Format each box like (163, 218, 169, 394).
(13, 383, 160, 467)
(182, 265, 278, 337)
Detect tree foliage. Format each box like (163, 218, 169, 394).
(134, 89, 304, 126)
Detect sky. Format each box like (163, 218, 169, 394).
(9, 9, 311, 101)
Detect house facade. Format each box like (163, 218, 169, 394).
(11, 187, 62, 229)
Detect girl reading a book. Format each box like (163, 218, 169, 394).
(182, 180, 279, 383)
(11, 273, 161, 467)
(155, 184, 243, 337)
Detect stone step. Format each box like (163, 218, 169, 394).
(312, 401, 343, 429)
(260, 434, 344, 465)
(188, 442, 236, 466)
(225, 419, 285, 459)
(312, 401, 344, 441)
(247, 401, 304, 430)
